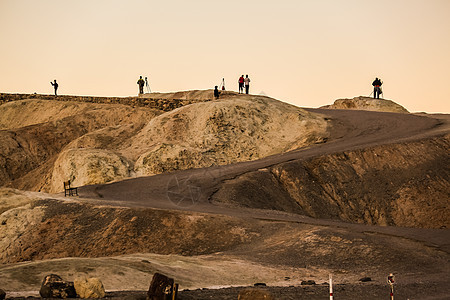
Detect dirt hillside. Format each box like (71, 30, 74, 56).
(126, 94, 329, 176)
(0, 99, 162, 192)
(0, 191, 448, 298)
(0, 92, 448, 299)
(0, 92, 330, 193)
(212, 135, 450, 228)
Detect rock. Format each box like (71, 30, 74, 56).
(254, 282, 267, 286)
(74, 277, 106, 298)
(359, 277, 372, 282)
(147, 273, 174, 300)
(301, 280, 316, 285)
(238, 288, 274, 300)
(51, 148, 131, 192)
(0, 289, 5, 300)
(39, 274, 77, 299)
(320, 96, 409, 113)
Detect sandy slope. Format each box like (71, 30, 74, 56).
(0, 93, 330, 193)
(78, 109, 449, 228)
(0, 99, 162, 191)
(126, 94, 328, 176)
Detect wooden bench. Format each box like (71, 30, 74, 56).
(64, 180, 78, 197)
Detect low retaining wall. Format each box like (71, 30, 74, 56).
(0, 93, 211, 112)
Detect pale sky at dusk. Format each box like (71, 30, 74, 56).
(1, 0, 449, 113)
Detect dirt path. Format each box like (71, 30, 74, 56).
(2, 109, 449, 299)
(74, 109, 450, 247)
(77, 109, 448, 211)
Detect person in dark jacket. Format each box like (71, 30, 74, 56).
(372, 77, 383, 99)
(244, 75, 251, 94)
(137, 76, 145, 94)
(50, 80, 58, 96)
(214, 86, 220, 99)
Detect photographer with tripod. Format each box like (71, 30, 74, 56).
(372, 77, 383, 99)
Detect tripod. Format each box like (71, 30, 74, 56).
(370, 84, 384, 99)
(145, 77, 151, 93)
(219, 78, 225, 90)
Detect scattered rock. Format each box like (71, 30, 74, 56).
(147, 273, 174, 300)
(0, 289, 5, 300)
(39, 274, 76, 299)
(359, 277, 372, 282)
(74, 277, 106, 299)
(238, 288, 274, 300)
(254, 283, 267, 286)
(301, 280, 316, 285)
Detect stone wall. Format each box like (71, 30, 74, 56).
(0, 93, 211, 112)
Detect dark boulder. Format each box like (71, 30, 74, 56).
(147, 273, 174, 300)
(39, 274, 77, 299)
(0, 289, 5, 300)
(301, 280, 316, 285)
(359, 277, 372, 282)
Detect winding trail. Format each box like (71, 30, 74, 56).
(76, 109, 450, 249)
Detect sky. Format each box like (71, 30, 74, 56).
(1, 0, 449, 113)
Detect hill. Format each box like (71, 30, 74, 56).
(0, 91, 448, 299)
(0, 92, 330, 193)
(321, 96, 409, 113)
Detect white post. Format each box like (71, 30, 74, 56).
(388, 273, 395, 300)
(329, 274, 333, 300)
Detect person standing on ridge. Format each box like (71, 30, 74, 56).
(137, 76, 145, 94)
(238, 75, 244, 94)
(244, 75, 251, 94)
(372, 77, 383, 99)
(50, 80, 58, 96)
(214, 86, 220, 99)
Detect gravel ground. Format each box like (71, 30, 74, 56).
(5, 282, 450, 300)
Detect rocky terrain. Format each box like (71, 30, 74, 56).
(0, 91, 449, 299)
(321, 96, 409, 113)
(0, 92, 329, 193)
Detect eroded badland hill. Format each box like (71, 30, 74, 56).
(0, 91, 449, 299)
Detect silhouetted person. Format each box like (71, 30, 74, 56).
(137, 76, 145, 94)
(244, 75, 251, 94)
(372, 77, 383, 99)
(238, 75, 244, 94)
(50, 80, 58, 96)
(214, 86, 220, 99)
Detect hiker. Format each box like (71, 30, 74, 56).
(238, 75, 244, 94)
(137, 76, 145, 94)
(50, 80, 58, 96)
(372, 77, 383, 99)
(214, 86, 220, 99)
(244, 75, 251, 94)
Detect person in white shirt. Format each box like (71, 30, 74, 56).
(244, 75, 251, 94)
